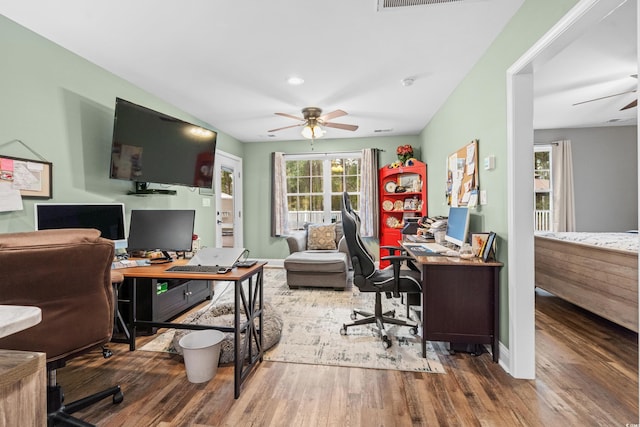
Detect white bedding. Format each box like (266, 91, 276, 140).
(535, 231, 638, 253)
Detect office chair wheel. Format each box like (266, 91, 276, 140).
(113, 390, 124, 405)
(340, 326, 347, 335)
(102, 347, 113, 358)
(350, 312, 357, 320)
(382, 335, 392, 349)
(409, 327, 418, 335)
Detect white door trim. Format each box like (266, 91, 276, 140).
(214, 150, 243, 248)
(506, 0, 633, 379)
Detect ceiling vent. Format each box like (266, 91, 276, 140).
(377, 0, 464, 11)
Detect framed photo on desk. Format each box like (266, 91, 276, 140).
(470, 232, 490, 256)
(481, 232, 497, 262)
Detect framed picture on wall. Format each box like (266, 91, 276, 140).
(0, 155, 52, 199)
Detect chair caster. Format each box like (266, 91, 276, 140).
(340, 326, 347, 335)
(102, 347, 113, 358)
(350, 312, 357, 320)
(409, 327, 418, 335)
(113, 390, 124, 405)
(382, 335, 392, 349)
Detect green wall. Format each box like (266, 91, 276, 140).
(242, 135, 420, 259)
(419, 0, 581, 346)
(0, 14, 243, 245)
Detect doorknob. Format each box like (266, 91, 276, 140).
(217, 220, 222, 224)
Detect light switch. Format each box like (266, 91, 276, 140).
(480, 190, 487, 205)
(484, 155, 495, 170)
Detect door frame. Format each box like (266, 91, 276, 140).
(214, 150, 243, 248)
(506, 0, 636, 378)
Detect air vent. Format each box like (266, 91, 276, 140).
(377, 0, 464, 10)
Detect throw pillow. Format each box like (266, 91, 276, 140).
(307, 223, 337, 250)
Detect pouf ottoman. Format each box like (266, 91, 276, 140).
(284, 251, 348, 290)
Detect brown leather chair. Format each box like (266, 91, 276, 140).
(0, 228, 123, 426)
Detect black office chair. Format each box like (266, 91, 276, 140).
(340, 192, 422, 348)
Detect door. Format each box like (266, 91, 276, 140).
(214, 151, 243, 248)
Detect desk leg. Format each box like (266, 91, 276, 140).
(129, 278, 138, 351)
(421, 275, 427, 359)
(233, 267, 264, 399)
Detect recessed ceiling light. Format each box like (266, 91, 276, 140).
(287, 76, 305, 86)
(401, 78, 415, 87)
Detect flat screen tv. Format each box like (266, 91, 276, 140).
(35, 203, 127, 249)
(109, 98, 217, 194)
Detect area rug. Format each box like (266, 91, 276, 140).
(140, 266, 445, 374)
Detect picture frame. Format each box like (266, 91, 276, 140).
(470, 232, 490, 256)
(481, 232, 497, 262)
(0, 155, 52, 199)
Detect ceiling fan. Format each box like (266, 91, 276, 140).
(268, 107, 359, 139)
(572, 74, 637, 111)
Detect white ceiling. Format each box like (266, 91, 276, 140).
(1, 0, 524, 142)
(533, 0, 637, 129)
(1, 0, 636, 143)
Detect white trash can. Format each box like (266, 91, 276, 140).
(178, 329, 224, 383)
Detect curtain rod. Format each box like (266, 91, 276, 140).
(534, 142, 559, 146)
(282, 148, 385, 157)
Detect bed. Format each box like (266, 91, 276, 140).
(535, 231, 638, 332)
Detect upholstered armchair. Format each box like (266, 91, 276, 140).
(0, 228, 123, 426)
(283, 222, 351, 289)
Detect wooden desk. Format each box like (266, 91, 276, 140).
(402, 246, 503, 362)
(117, 259, 266, 398)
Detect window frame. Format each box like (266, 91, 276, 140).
(284, 151, 362, 229)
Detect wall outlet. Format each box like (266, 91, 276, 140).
(480, 190, 488, 205)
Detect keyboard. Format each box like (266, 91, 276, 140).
(165, 265, 230, 273)
(422, 242, 450, 253)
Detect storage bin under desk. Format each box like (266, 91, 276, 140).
(118, 278, 212, 334)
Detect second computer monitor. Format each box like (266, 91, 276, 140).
(127, 210, 195, 259)
(445, 206, 470, 247)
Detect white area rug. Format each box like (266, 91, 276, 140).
(140, 266, 445, 374)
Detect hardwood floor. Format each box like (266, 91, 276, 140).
(58, 289, 638, 426)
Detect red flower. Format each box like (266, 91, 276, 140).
(396, 144, 413, 160)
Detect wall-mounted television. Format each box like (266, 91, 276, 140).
(35, 203, 128, 249)
(109, 98, 217, 195)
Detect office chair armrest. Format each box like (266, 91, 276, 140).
(380, 245, 405, 256)
(381, 255, 417, 297)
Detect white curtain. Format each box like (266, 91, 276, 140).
(358, 148, 379, 238)
(271, 152, 289, 236)
(552, 140, 576, 232)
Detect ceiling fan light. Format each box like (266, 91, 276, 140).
(301, 124, 324, 139)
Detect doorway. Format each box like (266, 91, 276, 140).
(214, 151, 243, 248)
(507, 0, 637, 378)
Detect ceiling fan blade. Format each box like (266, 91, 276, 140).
(573, 89, 636, 106)
(324, 122, 359, 132)
(275, 112, 305, 121)
(268, 123, 304, 132)
(620, 99, 637, 110)
(319, 109, 347, 122)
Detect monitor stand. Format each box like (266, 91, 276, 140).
(128, 182, 176, 196)
(149, 251, 174, 264)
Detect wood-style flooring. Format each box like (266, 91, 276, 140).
(57, 289, 638, 426)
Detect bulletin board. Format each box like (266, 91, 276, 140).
(0, 155, 52, 199)
(446, 139, 478, 206)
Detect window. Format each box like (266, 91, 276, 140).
(534, 146, 552, 231)
(285, 152, 362, 229)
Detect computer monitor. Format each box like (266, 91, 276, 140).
(445, 206, 470, 248)
(127, 210, 195, 261)
(35, 203, 127, 249)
